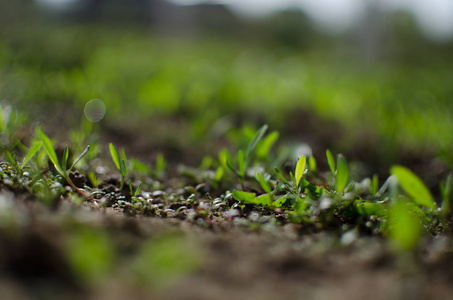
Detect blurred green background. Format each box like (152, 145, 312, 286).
(1, 0, 453, 172)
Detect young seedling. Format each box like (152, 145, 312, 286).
(129, 180, 142, 202)
(19, 139, 42, 171)
(37, 128, 94, 204)
(109, 143, 127, 190)
(326, 150, 349, 194)
(390, 165, 435, 209)
(220, 124, 269, 185)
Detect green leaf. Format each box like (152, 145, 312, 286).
(232, 190, 272, 206)
(237, 150, 246, 178)
(256, 172, 271, 193)
(370, 174, 379, 195)
(37, 128, 65, 177)
(390, 165, 434, 208)
(221, 148, 240, 176)
(130, 158, 151, 173)
(134, 182, 142, 197)
(245, 124, 268, 162)
(254, 193, 273, 206)
(61, 146, 69, 172)
(335, 154, 349, 194)
(272, 196, 288, 208)
(256, 131, 279, 159)
(109, 143, 121, 171)
(388, 200, 422, 252)
(20, 140, 42, 170)
(308, 156, 317, 173)
(326, 149, 335, 175)
(155, 153, 167, 175)
(441, 174, 452, 218)
(214, 167, 224, 182)
(295, 156, 306, 188)
(69, 145, 90, 172)
(275, 167, 290, 185)
(121, 159, 128, 177)
(232, 190, 256, 203)
(356, 201, 388, 217)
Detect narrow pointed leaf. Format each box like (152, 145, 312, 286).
(109, 143, 120, 170)
(295, 156, 306, 188)
(69, 145, 90, 172)
(256, 172, 271, 193)
(390, 165, 434, 208)
(238, 150, 246, 178)
(256, 131, 279, 159)
(326, 149, 335, 175)
(134, 182, 142, 197)
(275, 167, 290, 185)
(370, 174, 379, 195)
(37, 128, 65, 176)
(20, 140, 42, 170)
(388, 200, 422, 252)
(308, 156, 317, 173)
(245, 124, 268, 162)
(335, 154, 349, 193)
(61, 146, 69, 172)
(121, 159, 127, 177)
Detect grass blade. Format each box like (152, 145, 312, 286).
(109, 143, 121, 171)
(370, 174, 379, 195)
(335, 154, 349, 193)
(388, 200, 422, 252)
(19, 140, 42, 170)
(245, 124, 268, 162)
(441, 174, 452, 221)
(308, 156, 317, 173)
(61, 146, 69, 172)
(256, 172, 271, 193)
(275, 167, 290, 185)
(295, 156, 306, 188)
(326, 149, 335, 175)
(37, 128, 65, 176)
(238, 150, 246, 178)
(69, 145, 91, 172)
(256, 130, 279, 159)
(391, 165, 434, 208)
(134, 182, 142, 197)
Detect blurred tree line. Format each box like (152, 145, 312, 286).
(1, 0, 452, 64)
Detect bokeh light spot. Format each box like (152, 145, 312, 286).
(84, 99, 106, 123)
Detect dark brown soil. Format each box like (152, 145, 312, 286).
(0, 196, 452, 300)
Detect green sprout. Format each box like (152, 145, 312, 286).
(326, 150, 350, 194)
(109, 143, 128, 190)
(220, 124, 270, 185)
(37, 128, 93, 203)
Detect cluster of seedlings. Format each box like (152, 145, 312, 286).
(0, 105, 451, 254)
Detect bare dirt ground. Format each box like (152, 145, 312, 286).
(0, 197, 452, 300)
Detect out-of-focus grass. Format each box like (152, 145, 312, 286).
(1, 26, 452, 157)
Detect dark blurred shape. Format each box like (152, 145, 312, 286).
(267, 9, 315, 48)
(63, 0, 151, 23)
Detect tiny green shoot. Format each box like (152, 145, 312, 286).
(109, 143, 127, 189)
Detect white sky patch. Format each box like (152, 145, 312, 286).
(36, 0, 79, 9)
(412, 0, 453, 40)
(35, 0, 453, 39)
(168, 0, 230, 6)
(226, 0, 296, 17)
(294, 0, 365, 33)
